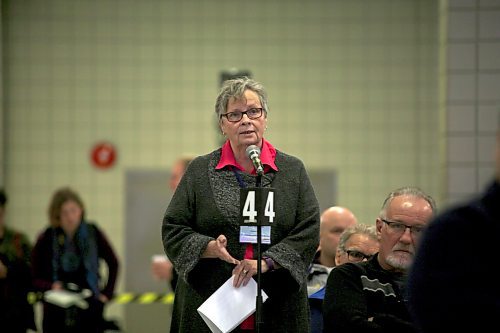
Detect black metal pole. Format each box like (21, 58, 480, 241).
(255, 173, 263, 333)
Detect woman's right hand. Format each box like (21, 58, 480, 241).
(202, 234, 239, 265)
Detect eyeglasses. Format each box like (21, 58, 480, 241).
(381, 218, 425, 237)
(345, 250, 374, 262)
(221, 108, 263, 122)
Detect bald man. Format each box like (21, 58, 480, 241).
(307, 206, 358, 296)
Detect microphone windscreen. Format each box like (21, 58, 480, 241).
(246, 145, 261, 158)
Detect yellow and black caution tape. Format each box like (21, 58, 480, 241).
(113, 292, 175, 305)
(28, 291, 175, 305)
(28, 291, 43, 305)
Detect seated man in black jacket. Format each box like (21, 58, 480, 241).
(323, 186, 436, 333)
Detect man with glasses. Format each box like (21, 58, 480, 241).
(335, 224, 380, 266)
(323, 186, 436, 333)
(309, 223, 379, 333)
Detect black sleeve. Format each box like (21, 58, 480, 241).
(94, 225, 119, 299)
(323, 263, 376, 333)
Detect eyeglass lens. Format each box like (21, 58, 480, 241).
(383, 219, 424, 236)
(224, 108, 262, 122)
(346, 250, 372, 262)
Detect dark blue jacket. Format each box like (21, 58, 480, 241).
(407, 181, 500, 332)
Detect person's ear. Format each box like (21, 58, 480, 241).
(375, 218, 384, 237)
(219, 120, 225, 135)
(335, 249, 343, 265)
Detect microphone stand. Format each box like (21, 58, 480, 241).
(255, 172, 263, 333)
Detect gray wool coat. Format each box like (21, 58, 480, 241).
(162, 148, 320, 333)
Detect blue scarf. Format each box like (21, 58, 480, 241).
(51, 221, 100, 298)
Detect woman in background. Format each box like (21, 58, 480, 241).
(32, 187, 119, 333)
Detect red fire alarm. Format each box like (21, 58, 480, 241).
(91, 141, 117, 169)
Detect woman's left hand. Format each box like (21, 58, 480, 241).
(232, 259, 269, 288)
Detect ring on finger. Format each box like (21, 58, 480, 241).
(242, 269, 248, 275)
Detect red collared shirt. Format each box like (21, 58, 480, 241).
(215, 138, 278, 331)
(215, 138, 279, 173)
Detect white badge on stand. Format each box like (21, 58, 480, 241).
(239, 187, 275, 245)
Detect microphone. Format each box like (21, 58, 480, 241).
(245, 145, 264, 176)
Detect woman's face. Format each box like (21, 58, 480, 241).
(219, 89, 267, 151)
(59, 200, 83, 235)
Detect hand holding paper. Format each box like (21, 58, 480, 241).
(197, 275, 268, 333)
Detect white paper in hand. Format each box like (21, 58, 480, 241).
(197, 275, 268, 333)
(44, 289, 90, 309)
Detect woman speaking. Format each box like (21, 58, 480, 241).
(162, 77, 320, 333)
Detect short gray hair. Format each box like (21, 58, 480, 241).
(379, 186, 437, 219)
(214, 77, 269, 119)
(338, 224, 378, 252)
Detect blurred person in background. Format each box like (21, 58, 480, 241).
(0, 188, 36, 333)
(323, 186, 436, 333)
(151, 155, 195, 291)
(407, 119, 500, 332)
(162, 77, 320, 332)
(31, 187, 119, 333)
